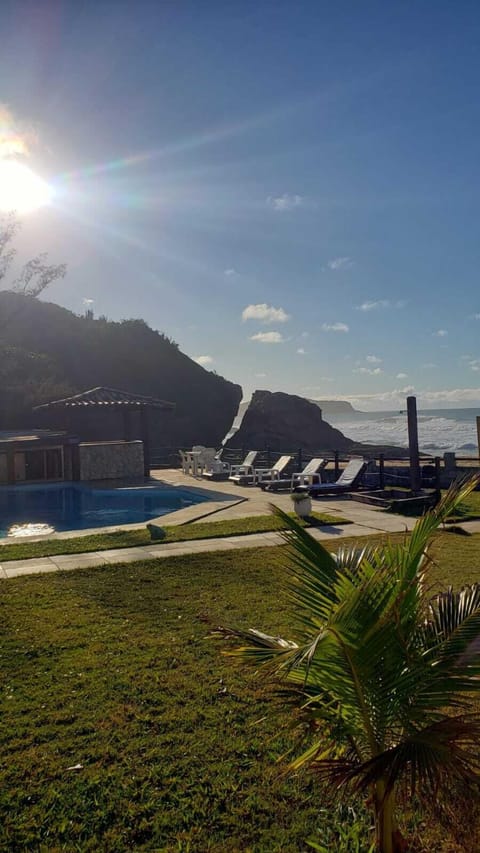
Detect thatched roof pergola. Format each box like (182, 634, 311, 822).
(34, 387, 175, 476)
(34, 386, 175, 411)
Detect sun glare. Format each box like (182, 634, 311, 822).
(0, 160, 52, 214)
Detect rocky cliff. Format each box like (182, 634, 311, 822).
(0, 291, 242, 447)
(225, 390, 354, 453)
(312, 399, 360, 416)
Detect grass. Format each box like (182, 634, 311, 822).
(446, 489, 480, 521)
(1, 531, 480, 851)
(0, 511, 348, 562)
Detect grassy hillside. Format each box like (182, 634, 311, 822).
(0, 292, 242, 446)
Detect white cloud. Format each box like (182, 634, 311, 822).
(470, 313, 480, 320)
(300, 331, 309, 338)
(396, 372, 408, 379)
(321, 322, 349, 333)
(356, 300, 390, 312)
(469, 360, 480, 372)
(434, 329, 448, 337)
(224, 268, 237, 277)
(255, 372, 267, 377)
(301, 380, 334, 394)
(242, 303, 290, 324)
(83, 297, 94, 306)
(422, 363, 437, 369)
(267, 193, 303, 212)
(194, 355, 214, 366)
(353, 367, 383, 375)
(296, 348, 306, 355)
(338, 387, 480, 410)
(250, 331, 285, 344)
(366, 355, 382, 364)
(328, 256, 353, 271)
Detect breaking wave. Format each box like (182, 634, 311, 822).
(331, 410, 479, 456)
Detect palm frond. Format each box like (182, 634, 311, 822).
(315, 715, 480, 800)
(420, 584, 480, 654)
(218, 471, 480, 833)
(270, 505, 339, 626)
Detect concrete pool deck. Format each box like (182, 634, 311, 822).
(1, 468, 479, 579)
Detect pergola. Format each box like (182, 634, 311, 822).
(34, 386, 175, 476)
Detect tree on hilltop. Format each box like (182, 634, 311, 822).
(0, 213, 67, 333)
(0, 213, 66, 297)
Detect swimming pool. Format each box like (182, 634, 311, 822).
(0, 483, 208, 538)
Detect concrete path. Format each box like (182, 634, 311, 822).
(2, 469, 479, 579)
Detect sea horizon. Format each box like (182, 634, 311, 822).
(326, 406, 480, 456)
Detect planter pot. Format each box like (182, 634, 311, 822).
(293, 497, 312, 518)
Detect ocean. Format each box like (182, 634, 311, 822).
(325, 408, 480, 457)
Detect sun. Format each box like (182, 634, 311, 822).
(0, 160, 52, 214)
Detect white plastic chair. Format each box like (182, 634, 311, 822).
(191, 446, 207, 476)
(179, 450, 193, 475)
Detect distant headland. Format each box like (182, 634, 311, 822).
(311, 400, 362, 416)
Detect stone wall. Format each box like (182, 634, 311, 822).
(78, 441, 144, 481)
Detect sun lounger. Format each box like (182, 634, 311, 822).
(303, 458, 366, 496)
(261, 457, 326, 492)
(254, 455, 293, 486)
(228, 451, 259, 485)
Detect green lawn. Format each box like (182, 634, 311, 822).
(448, 489, 480, 521)
(0, 511, 348, 562)
(1, 533, 479, 852)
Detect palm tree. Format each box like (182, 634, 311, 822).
(221, 475, 480, 852)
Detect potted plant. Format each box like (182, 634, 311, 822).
(290, 490, 312, 518)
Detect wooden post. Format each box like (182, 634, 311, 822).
(266, 446, 271, 466)
(477, 416, 480, 459)
(140, 406, 150, 478)
(334, 451, 339, 477)
(71, 443, 81, 481)
(297, 447, 303, 470)
(6, 449, 15, 484)
(407, 396, 421, 493)
(379, 454, 385, 490)
(434, 456, 441, 490)
(123, 409, 133, 442)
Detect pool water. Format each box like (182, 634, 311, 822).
(0, 483, 207, 537)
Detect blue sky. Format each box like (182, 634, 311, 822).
(1, 1, 480, 409)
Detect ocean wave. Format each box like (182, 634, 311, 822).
(335, 413, 478, 455)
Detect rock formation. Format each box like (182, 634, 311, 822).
(311, 399, 360, 416)
(225, 390, 354, 454)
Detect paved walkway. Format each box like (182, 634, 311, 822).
(2, 469, 479, 579)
